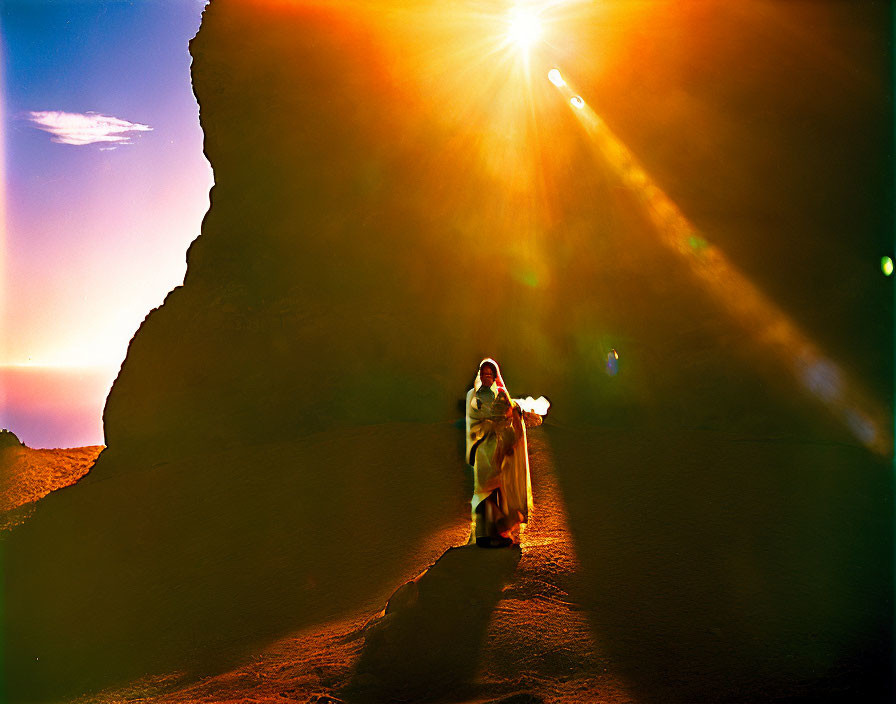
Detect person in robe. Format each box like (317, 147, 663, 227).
(465, 358, 532, 548)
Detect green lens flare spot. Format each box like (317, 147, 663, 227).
(881, 256, 893, 276)
(520, 271, 538, 288)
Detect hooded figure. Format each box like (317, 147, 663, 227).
(465, 358, 532, 547)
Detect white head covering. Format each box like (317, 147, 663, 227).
(465, 358, 533, 524)
(466, 358, 504, 463)
(473, 357, 505, 394)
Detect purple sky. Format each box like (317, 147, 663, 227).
(2, 0, 212, 446)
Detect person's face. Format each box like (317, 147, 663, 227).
(480, 365, 496, 387)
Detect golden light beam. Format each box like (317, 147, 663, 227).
(548, 69, 892, 456)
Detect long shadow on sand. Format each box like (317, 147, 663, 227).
(3, 424, 471, 703)
(347, 544, 521, 702)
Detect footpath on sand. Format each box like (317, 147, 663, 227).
(83, 428, 633, 704)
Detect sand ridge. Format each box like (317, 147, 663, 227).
(0, 444, 103, 528)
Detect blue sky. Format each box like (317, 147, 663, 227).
(1, 0, 212, 445)
(2, 0, 212, 369)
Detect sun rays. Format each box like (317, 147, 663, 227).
(547, 67, 891, 454)
(348, 0, 891, 453)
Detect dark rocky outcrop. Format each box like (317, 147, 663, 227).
(0, 429, 23, 449)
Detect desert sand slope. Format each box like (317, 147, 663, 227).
(546, 426, 892, 703)
(68, 426, 889, 704)
(349, 427, 633, 704)
(349, 427, 892, 704)
(4, 423, 471, 702)
(0, 443, 103, 529)
(70, 427, 634, 704)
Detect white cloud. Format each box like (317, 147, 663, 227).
(26, 110, 152, 146)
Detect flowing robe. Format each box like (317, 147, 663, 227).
(465, 362, 532, 527)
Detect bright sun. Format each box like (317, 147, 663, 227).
(506, 7, 542, 52)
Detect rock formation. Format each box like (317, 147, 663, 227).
(0, 428, 22, 449)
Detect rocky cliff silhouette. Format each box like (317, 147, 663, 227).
(4, 2, 891, 702)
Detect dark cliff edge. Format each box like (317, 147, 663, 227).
(3, 2, 891, 702)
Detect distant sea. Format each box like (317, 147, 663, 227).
(0, 366, 117, 448)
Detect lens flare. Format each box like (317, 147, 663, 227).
(507, 7, 542, 51)
(549, 66, 891, 454)
(548, 68, 565, 87)
(606, 350, 619, 376)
